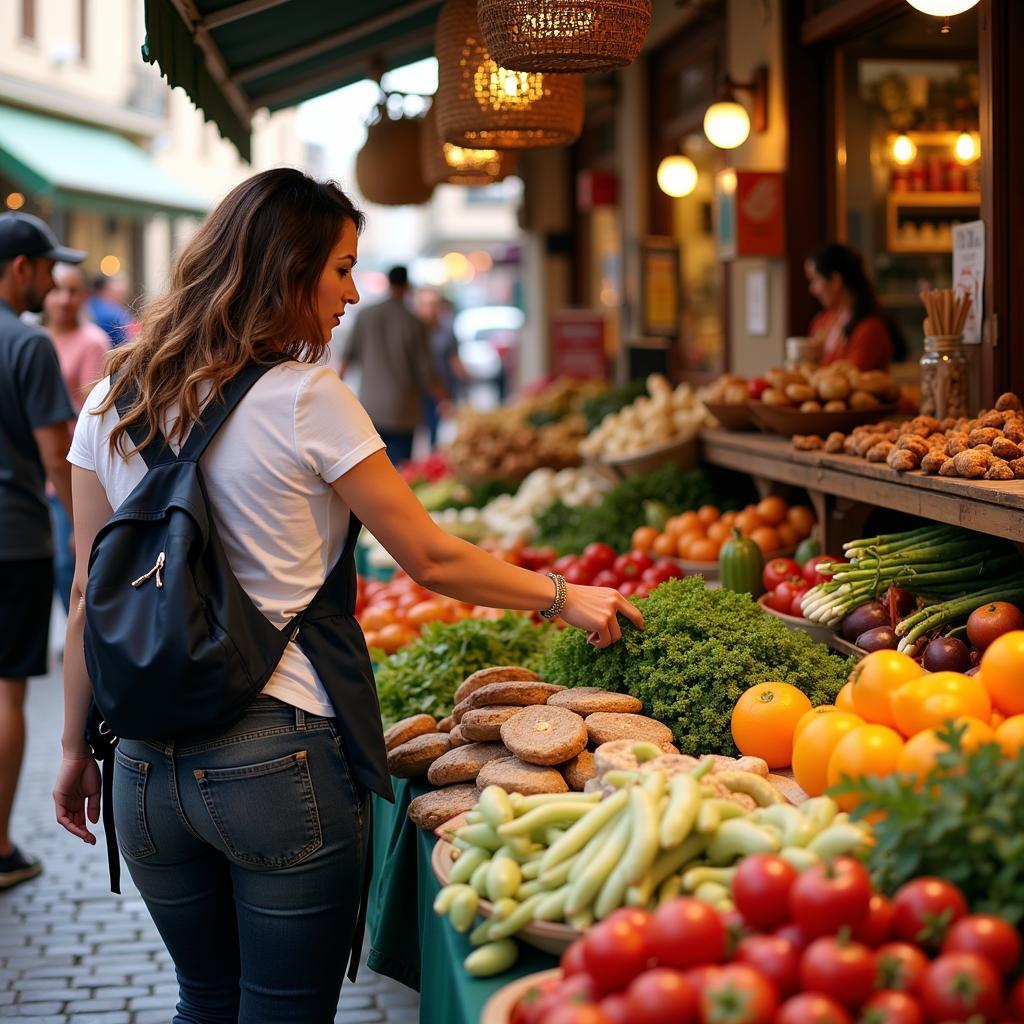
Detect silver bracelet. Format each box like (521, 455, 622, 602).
(540, 572, 567, 620)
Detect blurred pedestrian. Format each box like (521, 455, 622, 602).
(416, 289, 467, 449)
(88, 271, 137, 347)
(340, 265, 445, 466)
(0, 212, 82, 891)
(42, 263, 111, 611)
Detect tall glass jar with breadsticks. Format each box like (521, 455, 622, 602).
(919, 288, 971, 420)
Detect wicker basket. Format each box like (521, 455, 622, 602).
(435, 0, 584, 150)
(419, 105, 518, 186)
(478, 0, 652, 72)
(355, 109, 435, 206)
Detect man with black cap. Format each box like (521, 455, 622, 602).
(0, 211, 83, 891)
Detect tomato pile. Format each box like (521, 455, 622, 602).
(511, 862, 1023, 1024)
(762, 554, 845, 620)
(539, 543, 685, 599)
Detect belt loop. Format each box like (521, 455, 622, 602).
(295, 706, 306, 731)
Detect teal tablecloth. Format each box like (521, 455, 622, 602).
(367, 779, 556, 1024)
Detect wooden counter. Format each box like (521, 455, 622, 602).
(700, 428, 1024, 547)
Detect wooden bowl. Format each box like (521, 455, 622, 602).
(757, 593, 837, 647)
(481, 969, 563, 1024)
(705, 401, 756, 431)
(599, 433, 699, 478)
(747, 402, 900, 437)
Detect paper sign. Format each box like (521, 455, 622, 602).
(952, 220, 984, 345)
(746, 267, 769, 337)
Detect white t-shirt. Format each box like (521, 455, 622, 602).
(68, 362, 385, 717)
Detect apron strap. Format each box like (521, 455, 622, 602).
(347, 794, 373, 983)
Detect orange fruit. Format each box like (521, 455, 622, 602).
(787, 505, 816, 539)
(707, 521, 732, 545)
(794, 705, 840, 744)
(677, 511, 702, 533)
(749, 526, 782, 557)
(835, 681, 857, 713)
(720, 511, 739, 529)
(697, 504, 721, 526)
(676, 532, 703, 559)
(664, 516, 685, 538)
(688, 538, 721, 563)
(995, 714, 1024, 758)
(827, 724, 905, 809)
(849, 651, 926, 728)
(890, 672, 992, 737)
(653, 533, 678, 557)
(631, 526, 660, 552)
(979, 631, 1024, 714)
(359, 605, 396, 632)
(406, 598, 448, 628)
(361, 629, 380, 651)
(897, 717, 994, 781)
(376, 621, 418, 654)
(735, 508, 764, 534)
(731, 682, 813, 769)
(756, 496, 789, 526)
(792, 711, 865, 796)
(776, 523, 800, 550)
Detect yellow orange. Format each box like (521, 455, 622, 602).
(835, 682, 858, 713)
(794, 705, 840, 744)
(995, 714, 1024, 759)
(792, 711, 865, 797)
(731, 682, 813, 770)
(897, 717, 994, 781)
(849, 650, 926, 728)
(890, 672, 992, 737)
(787, 505, 816, 539)
(827, 724, 905, 809)
(631, 526, 660, 552)
(980, 631, 1024, 715)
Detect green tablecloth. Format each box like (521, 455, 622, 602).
(367, 779, 557, 1024)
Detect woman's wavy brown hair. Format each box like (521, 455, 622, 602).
(97, 167, 364, 456)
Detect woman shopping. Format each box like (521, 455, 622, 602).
(52, 168, 641, 1023)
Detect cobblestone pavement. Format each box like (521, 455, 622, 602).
(0, 658, 420, 1023)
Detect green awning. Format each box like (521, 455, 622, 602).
(142, 0, 442, 163)
(0, 105, 208, 218)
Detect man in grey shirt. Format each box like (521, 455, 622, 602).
(340, 266, 444, 465)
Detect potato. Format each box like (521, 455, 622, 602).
(816, 374, 851, 402)
(800, 400, 823, 413)
(849, 390, 881, 411)
(762, 387, 794, 407)
(785, 383, 817, 404)
(823, 400, 848, 413)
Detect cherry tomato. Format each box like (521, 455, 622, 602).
(776, 993, 853, 1024)
(854, 895, 896, 948)
(804, 555, 845, 587)
(942, 914, 1022, 977)
(859, 990, 924, 1024)
(700, 964, 779, 1024)
(790, 591, 808, 617)
(774, 922, 811, 953)
(764, 558, 803, 591)
(511, 977, 561, 1024)
(734, 934, 801, 998)
(582, 917, 650, 995)
(591, 569, 620, 589)
(891, 878, 968, 948)
(597, 993, 630, 1024)
(874, 943, 929, 995)
(788, 858, 873, 939)
(625, 967, 700, 1024)
(732, 854, 799, 931)
(800, 936, 877, 1009)
(649, 898, 728, 970)
(583, 543, 617, 574)
(685, 966, 723, 994)
(614, 552, 654, 580)
(543, 1004, 614, 1024)
(920, 952, 1003, 1024)
(562, 939, 588, 977)
(564, 563, 594, 586)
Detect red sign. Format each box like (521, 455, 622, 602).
(550, 310, 607, 379)
(715, 170, 785, 258)
(576, 170, 618, 211)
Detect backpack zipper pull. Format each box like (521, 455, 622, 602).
(132, 551, 166, 590)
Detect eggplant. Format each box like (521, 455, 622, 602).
(922, 636, 972, 673)
(855, 626, 899, 652)
(842, 602, 888, 642)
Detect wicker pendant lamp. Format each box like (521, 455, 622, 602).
(435, 0, 584, 150)
(478, 0, 652, 72)
(355, 106, 435, 206)
(420, 105, 517, 186)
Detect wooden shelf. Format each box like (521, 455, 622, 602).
(886, 131, 977, 148)
(886, 192, 980, 255)
(887, 191, 981, 208)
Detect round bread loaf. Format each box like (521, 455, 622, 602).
(387, 733, 452, 779)
(447, 724, 468, 748)
(459, 705, 522, 742)
(585, 712, 674, 748)
(383, 713, 437, 752)
(547, 687, 643, 716)
(453, 665, 542, 706)
(453, 679, 564, 723)
(475, 756, 568, 796)
(500, 705, 588, 766)
(562, 750, 596, 792)
(437, 715, 454, 734)
(407, 784, 481, 832)
(426, 741, 509, 786)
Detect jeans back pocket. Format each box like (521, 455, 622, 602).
(113, 749, 157, 860)
(192, 750, 323, 868)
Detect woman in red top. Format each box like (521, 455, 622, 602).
(805, 244, 897, 371)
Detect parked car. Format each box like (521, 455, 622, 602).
(453, 305, 525, 385)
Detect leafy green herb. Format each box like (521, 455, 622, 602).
(836, 724, 1024, 925)
(542, 577, 850, 755)
(375, 614, 554, 725)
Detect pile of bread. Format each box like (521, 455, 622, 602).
(793, 392, 1024, 480)
(758, 362, 900, 413)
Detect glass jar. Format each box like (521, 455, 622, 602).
(919, 335, 969, 421)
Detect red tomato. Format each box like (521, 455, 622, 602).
(799, 937, 877, 1009)
(564, 563, 595, 586)
(583, 543, 617, 574)
(732, 854, 799, 931)
(561, 939, 588, 977)
(582, 918, 650, 994)
(625, 968, 699, 1024)
(633, 583, 654, 599)
(790, 591, 808, 618)
(891, 878, 968, 948)
(764, 558, 804, 591)
(859, 990, 925, 1024)
(788, 858, 873, 939)
(685, 966, 723, 994)
(511, 977, 562, 1024)
(774, 923, 811, 953)
(768, 579, 808, 614)
(553, 554, 578, 574)
(649, 898, 728, 970)
(804, 555, 845, 587)
(604, 907, 652, 933)
(721, 908, 753, 957)
(542, 1005, 614, 1024)
(614, 552, 654, 580)
(647, 559, 685, 584)
(1009, 977, 1024, 1022)
(875, 943, 929, 995)
(920, 953, 1003, 1024)
(700, 964, 779, 1024)
(776, 993, 852, 1024)
(597, 993, 630, 1024)
(942, 914, 1022, 977)
(854, 895, 896, 948)
(734, 934, 801, 998)
(591, 569, 620, 589)
(618, 580, 639, 598)
(749, 379, 769, 400)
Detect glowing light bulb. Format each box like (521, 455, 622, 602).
(954, 131, 979, 164)
(703, 101, 750, 150)
(657, 156, 698, 198)
(891, 134, 917, 166)
(905, 0, 980, 15)
(99, 254, 121, 275)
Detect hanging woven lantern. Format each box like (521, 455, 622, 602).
(419, 105, 518, 186)
(478, 0, 652, 72)
(355, 107, 435, 206)
(435, 0, 584, 150)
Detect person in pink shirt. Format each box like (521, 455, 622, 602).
(42, 263, 110, 610)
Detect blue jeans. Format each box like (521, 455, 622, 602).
(378, 430, 414, 467)
(114, 697, 368, 1023)
(48, 494, 74, 614)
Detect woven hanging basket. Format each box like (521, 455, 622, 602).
(478, 0, 652, 72)
(355, 109, 435, 206)
(419, 105, 518, 186)
(435, 0, 584, 150)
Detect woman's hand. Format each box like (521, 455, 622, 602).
(560, 583, 645, 648)
(53, 754, 102, 845)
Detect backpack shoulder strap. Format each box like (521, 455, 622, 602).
(112, 374, 172, 470)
